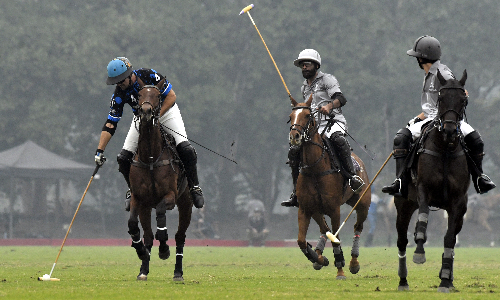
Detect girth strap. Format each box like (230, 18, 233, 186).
(417, 149, 465, 159)
(132, 159, 177, 170)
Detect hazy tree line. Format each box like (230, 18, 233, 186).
(1, 0, 500, 221)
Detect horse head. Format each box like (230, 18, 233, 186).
(137, 77, 165, 123)
(436, 69, 468, 145)
(289, 94, 315, 146)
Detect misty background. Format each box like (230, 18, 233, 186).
(1, 0, 499, 246)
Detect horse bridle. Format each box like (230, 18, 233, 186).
(290, 106, 328, 169)
(138, 85, 162, 121)
(436, 85, 468, 132)
(290, 106, 319, 144)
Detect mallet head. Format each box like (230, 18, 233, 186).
(38, 274, 60, 281)
(326, 231, 341, 246)
(239, 4, 254, 15)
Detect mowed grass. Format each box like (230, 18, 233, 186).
(0, 245, 498, 299)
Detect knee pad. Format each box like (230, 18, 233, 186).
(117, 149, 134, 173)
(464, 131, 483, 154)
(176, 141, 197, 166)
(393, 128, 411, 158)
(330, 132, 347, 146)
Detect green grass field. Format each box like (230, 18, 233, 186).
(0, 246, 498, 299)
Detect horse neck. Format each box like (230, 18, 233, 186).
(426, 126, 461, 153)
(137, 119, 163, 161)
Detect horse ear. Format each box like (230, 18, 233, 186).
(459, 69, 467, 86)
(289, 95, 298, 107)
(136, 76, 145, 88)
(437, 70, 447, 86)
(157, 78, 166, 89)
(305, 93, 313, 106)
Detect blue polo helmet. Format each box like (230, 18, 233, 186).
(106, 57, 133, 85)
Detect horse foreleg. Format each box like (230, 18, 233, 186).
(395, 196, 418, 291)
(155, 201, 170, 260)
(128, 202, 150, 262)
(310, 214, 330, 270)
(173, 189, 192, 282)
(413, 203, 429, 264)
(349, 198, 369, 275)
(438, 205, 465, 293)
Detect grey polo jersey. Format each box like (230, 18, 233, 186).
(300, 71, 347, 128)
(421, 60, 455, 119)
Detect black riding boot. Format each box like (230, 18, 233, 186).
(330, 133, 364, 193)
(281, 146, 301, 207)
(464, 131, 496, 194)
(382, 128, 412, 197)
(117, 149, 134, 211)
(177, 141, 205, 208)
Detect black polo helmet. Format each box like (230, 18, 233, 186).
(407, 35, 441, 61)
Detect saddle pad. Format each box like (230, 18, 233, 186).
(351, 157, 361, 172)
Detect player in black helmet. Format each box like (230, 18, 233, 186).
(382, 36, 495, 197)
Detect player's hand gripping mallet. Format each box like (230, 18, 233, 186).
(239, 4, 292, 100)
(326, 152, 394, 245)
(38, 164, 101, 281)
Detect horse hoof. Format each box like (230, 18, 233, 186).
(336, 275, 346, 280)
(412, 253, 426, 264)
(173, 275, 184, 282)
(398, 285, 409, 291)
(437, 287, 450, 293)
(313, 262, 323, 270)
(349, 264, 360, 274)
(159, 244, 170, 260)
(137, 273, 147, 281)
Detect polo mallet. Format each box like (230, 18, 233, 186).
(38, 164, 101, 282)
(326, 152, 394, 245)
(239, 4, 292, 99)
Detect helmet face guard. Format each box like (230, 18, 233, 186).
(106, 57, 133, 85)
(407, 35, 441, 61)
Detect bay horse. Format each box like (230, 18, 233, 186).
(128, 77, 192, 281)
(289, 94, 371, 279)
(395, 70, 469, 292)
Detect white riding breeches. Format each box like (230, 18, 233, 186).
(321, 122, 347, 138)
(122, 103, 188, 153)
(408, 118, 474, 141)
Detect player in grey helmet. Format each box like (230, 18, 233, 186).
(94, 57, 205, 211)
(281, 49, 365, 207)
(382, 35, 495, 197)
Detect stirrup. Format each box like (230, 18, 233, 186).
(476, 174, 496, 194)
(349, 175, 365, 194)
(125, 189, 131, 212)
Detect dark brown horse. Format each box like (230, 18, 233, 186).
(395, 70, 469, 292)
(289, 95, 371, 279)
(128, 78, 192, 281)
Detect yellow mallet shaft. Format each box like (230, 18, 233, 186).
(326, 152, 394, 245)
(239, 4, 291, 98)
